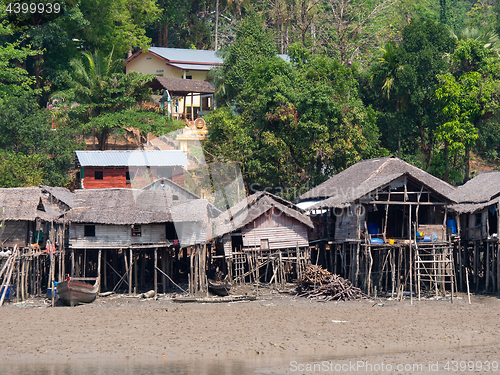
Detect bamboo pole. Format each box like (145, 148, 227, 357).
(0, 246, 17, 306)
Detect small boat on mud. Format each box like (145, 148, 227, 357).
(56, 276, 99, 306)
(207, 279, 231, 296)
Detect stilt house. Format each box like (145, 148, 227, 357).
(449, 172, 500, 293)
(449, 172, 500, 240)
(298, 156, 456, 244)
(0, 187, 62, 249)
(214, 191, 314, 256)
(297, 156, 457, 296)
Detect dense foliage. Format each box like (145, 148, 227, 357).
(1, 0, 500, 190)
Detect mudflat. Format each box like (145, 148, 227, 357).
(1, 290, 499, 374)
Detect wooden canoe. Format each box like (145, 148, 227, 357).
(56, 277, 98, 306)
(207, 279, 231, 296)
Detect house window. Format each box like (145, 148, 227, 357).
(126, 171, 134, 183)
(186, 76, 192, 80)
(95, 171, 103, 180)
(84, 225, 95, 237)
(260, 239, 269, 250)
(132, 225, 142, 237)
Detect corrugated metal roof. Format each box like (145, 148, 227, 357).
(75, 150, 189, 167)
(149, 47, 223, 65)
(167, 62, 218, 71)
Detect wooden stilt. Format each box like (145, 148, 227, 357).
(133, 250, 138, 294)
(486, 242, 490, 292)
(103, 250, 107, 291)
(154, 247, 158, 295)
(474, 241, 478, 291)
(70, 249, 75, 278)
(129, 248, 133, 295)
(162, 249, 167, 293)
(97, 249, 102, 293)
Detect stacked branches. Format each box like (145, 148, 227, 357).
(297, 265, 366, 301)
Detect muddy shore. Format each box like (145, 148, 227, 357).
(1, 288, 500, 374)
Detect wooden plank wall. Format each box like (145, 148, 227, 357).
(69, 223, 166, 247)
(0, 221, 28, 248)
(82, 167, 184, 189)
(335, 207, 366, 241)
(241, 208, 309, 249)
(83, 167, 128, 189)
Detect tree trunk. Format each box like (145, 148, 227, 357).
(215, 0, 219, 50)
(464, 147, 470, 182)
(443, 142, 450, 183)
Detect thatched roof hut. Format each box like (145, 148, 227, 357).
(0, 187, 59, 222)
(299, 156, 456, 209)
(214, 191, 313, 238)
(449, 172, 500, 214)
(213, 192, 313, 252)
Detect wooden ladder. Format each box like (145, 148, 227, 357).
(233, 253, 246, 284)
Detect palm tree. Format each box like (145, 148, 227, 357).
(376, 41, 402, 100)
(52, 50, 158, 150)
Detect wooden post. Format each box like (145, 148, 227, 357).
(70, 249, 75, 277)
(154, 247, 158, 295)
(134, 250, 138, 294)
(129, 248, 133, 295)
(473, 241, 478, 291)
(21, 256, 25, 301)
(97, 249, 102, 293)
(486, 242, 490, 292)
(103, 250, 107, 291)
(16, 251, 20, 302)
(162, 249, 167, 293)
(83, 249, 86, 278)
(466, 267, 471, 304)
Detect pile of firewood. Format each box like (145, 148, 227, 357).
(296, 265, 367, 301)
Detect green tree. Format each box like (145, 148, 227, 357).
(220, 12, 278, 104)
(56, 50, 182, 150)
(206, 46, 382, 197)
(371, 19, 456, 167)
(435, 71, 498, 181)
(0, 94, 80, 186)
(79, 0, 159, 56)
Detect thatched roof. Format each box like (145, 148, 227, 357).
(171, 199, 220, 223)
(62, 188, 220, 225)
(299, 156, 456, 209)
(62, 189, 172, 225)
(214, 191, 314, 238)
(41, 186, 75, 208)
(449, 172, 500, 213)
(0, 187, 59, 221)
